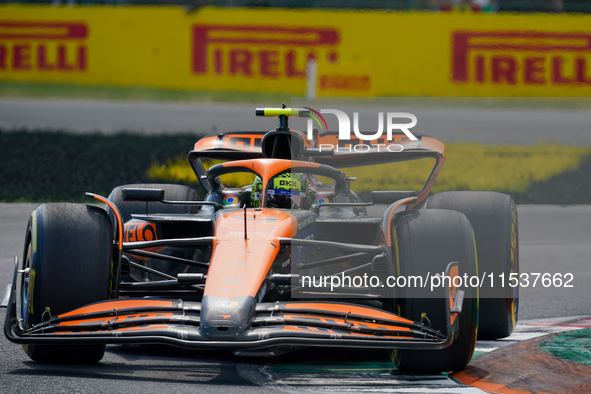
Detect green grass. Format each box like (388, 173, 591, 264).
(0, 130, 200, 202)
(0, 81, 289, 104)
(2, 129, 590, 204)
(3, 82, 591, 110)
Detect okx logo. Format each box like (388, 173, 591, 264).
(304, 108, 418, 153)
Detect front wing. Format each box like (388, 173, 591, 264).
(4, 264, 464, 351)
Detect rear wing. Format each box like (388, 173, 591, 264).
(189, 130, 444, 204)
(190, 130, 444, 163)
(191, 131, 266, 161)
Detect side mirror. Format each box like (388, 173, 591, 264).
(372, 191, 416, 205)
(122, 188, 164, 202)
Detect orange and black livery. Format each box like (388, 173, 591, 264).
(3, 106, 518, 373)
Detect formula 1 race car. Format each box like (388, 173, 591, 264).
(3, 107, 519, 373)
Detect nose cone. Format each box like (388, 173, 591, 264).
(199, 208, 294, 339)
(199, 295, 256, 339)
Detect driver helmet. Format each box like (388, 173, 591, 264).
(250, 173, 311, 209)
(268, 172, 310, 209)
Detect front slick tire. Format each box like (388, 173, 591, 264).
(390, 210, 478, 373)
(22, 204, 112, 363)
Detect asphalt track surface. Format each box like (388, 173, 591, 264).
(2, 97, 591, 145)
(0, 98, 590, 392)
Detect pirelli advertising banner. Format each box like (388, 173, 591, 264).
(1, 4, 590, 97)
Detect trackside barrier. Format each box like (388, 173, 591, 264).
(0, 4, 590, 97)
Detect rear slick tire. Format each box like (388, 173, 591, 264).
(424, 191, 519, 339)
(20, 203, 112, 363)
(390, 209, 478, 373)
